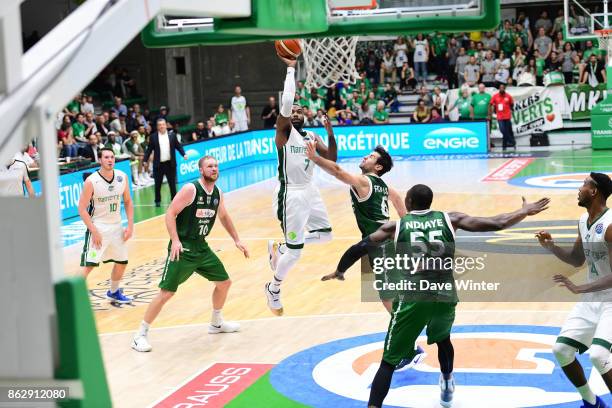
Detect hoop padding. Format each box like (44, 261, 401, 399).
(302, 37, 361, 89)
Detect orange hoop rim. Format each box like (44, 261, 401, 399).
(594, 28, 612, 37)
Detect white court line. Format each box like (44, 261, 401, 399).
(101, 309, 571, 337)
(550, 161, 612, 169)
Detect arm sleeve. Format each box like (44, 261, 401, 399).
(337, 237, 372, 273)
(280, 67, 296, 117)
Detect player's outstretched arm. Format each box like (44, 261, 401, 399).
(389, 186, 407, 217)
(305, 141, 367, 190)
(314, 115, 337, 162)
(78, 179, 102, 249)
(217, 192, 249, 258)
(536, 230, 585, 267)
(276, 57, 297, 150)
(322, 221, 396, 281)
(165, 184, 196, 261)
(122, 177, 134, 241)
(449, 197, 549, 232)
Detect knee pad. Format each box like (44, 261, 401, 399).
(553, 342, 577, 367)
(589, 344, 612, 375)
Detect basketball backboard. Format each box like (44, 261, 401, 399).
(564, 0, 612, 42)
(142, 0, 500, 48)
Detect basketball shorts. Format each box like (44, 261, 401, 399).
(233, 120, 248, 132)
(80, 222, 128, 267)
(273, 183, 331, 249)
(383, 300, 456, 366)
(158, 240, 229, 292)
(556, 301, 612, 353)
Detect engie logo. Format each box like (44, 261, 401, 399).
(179, 149, 202, 176)
(422, 127, 480, 150)
(269, 325, 608, 408)
(509, 172, 612, 189)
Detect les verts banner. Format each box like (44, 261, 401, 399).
(510, 87, 564, 136)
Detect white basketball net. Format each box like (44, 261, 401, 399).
(302, 37, 361, 89)
(596, 29, 612, 52)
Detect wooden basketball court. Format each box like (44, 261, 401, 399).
(62, 150, 612, 407)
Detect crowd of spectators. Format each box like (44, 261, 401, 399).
(282, 7, 608, 127)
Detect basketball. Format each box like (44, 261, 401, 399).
(275, 39, 302, 60)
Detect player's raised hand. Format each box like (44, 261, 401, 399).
(170, 239, 183, 261)
(321, 270, 345, 281)
(553, 274, 581, 294)
(235, 240, 250, 258)
(305, 140, 317, 160)
(91, 229, 103, 249)
(278, 56, 297, 68)
(322, 114, 334, 135)
(535, 230, 555, 249)
(522, 197, 550, 215)
(123, 225, 133, 241)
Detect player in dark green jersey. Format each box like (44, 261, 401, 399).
(132, 156, 250, 352)
(305, 142, 406, 312)
(333, 185, 549, 408)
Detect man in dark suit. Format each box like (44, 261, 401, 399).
(144, 118, 187, 207)
(80, 133, 102, 162)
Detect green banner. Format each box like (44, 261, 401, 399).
(591, 94, 612, 149)
(565, 84, 608, 120)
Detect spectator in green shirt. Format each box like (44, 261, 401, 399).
(213, 104, 231, 135)
(72, 113, 88, 143)
(430, 32, 449, 82)
(308, 88, 325, 113)
(498, 20, 516, 56)
(373, 101, 390, 124)
(470, 84, 491, 120)
(450, 88, 472, 121)
(534, 50, 546, 86)
(64, 94, 81, 120)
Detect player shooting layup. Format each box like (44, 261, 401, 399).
(78, 148, 134, 304)
(264, 56, 337, 316)
(132, 156, 249, 352)
(537, 172, 612, 408)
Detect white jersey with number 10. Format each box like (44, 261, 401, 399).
(86, 170, 127, 225)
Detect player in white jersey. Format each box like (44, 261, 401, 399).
(537, 172, 612, 408)
(0, 159, 35, 197)
(264, 56, 337, 316)
(78, 148, 134, 304)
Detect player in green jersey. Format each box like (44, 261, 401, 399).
(333, 185, 549, 407)
(305, 142, 406, 312)
(132, 155, 249, 352)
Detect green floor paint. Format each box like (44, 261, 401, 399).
(131, 185, 172, 222)
(515, 148, 612, 178)
(225, 372, 309, 408)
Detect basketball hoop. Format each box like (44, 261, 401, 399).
(302, 36, 361, 89)
(594, 28, 612, 55)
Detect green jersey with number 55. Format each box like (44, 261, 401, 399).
(395, 210, 456, 267)
(395, 209, 457, 300)
(176, 181, 220, 243)
(278, 127, 316, 186)
(351, 174, 390, 237)
(87, 169, 127, 225)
